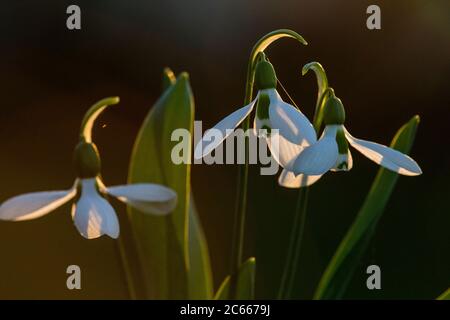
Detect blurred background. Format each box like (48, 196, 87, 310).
(0, 0, 449, 299)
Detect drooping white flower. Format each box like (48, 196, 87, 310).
(291, 91, 422, 184)
(0, 177, 176, 239)
(0, 97, 177, 239)
(194, 59, 316, 166)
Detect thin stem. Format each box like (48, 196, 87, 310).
(116, 237, 138, 300)
(284, 188, 309, 298)
(277, 188, 303, 298)
(277, 63, 330, 299)
(229, 30, 308, 299)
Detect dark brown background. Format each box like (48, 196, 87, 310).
(0, 0, 449, 299)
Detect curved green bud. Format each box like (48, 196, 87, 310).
(73, 141, 101, 178)
(323, 88, 346, 125)
(162, 67, 176, 92)
(80, 97, 120, 143)
(255, 60, 277, 90)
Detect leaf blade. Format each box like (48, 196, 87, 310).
(128, 73, 193, 299)
(214, 257, 256, 300)
(314, 115, 420, 299)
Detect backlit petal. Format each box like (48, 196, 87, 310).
(292, 125, 339, 175)
(72, 178, 119, 239)
(0, 186, 76, 221)
(268, 89, 316, 146)
(344, 127, 422, 176)
(107, 183, 177, 215)
(194, 97, 258, 159)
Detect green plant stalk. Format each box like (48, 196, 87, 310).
(79, 97, 140, 299)
(277, 62, 329, 299)
(278, 188, 308, 299)
(229, 30, 307, 299)
(116, 234, 138, 299)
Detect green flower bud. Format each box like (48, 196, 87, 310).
(255, 60, 277, 90)
(323, 91, 346, 125)
(73, 141, 101, 178)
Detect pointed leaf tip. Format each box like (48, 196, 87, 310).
(162, 67, 176, 91)
(178, 72, 190, 82)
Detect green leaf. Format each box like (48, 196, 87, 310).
(314, 115, 420, 299)
(214, 257, 256, 300)
(188, 196, 214, 299)
(437, 288, 450, 300)
(128, 70, 213, 299)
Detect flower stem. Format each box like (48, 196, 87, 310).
(277, 63, 329, 299)
(116, 236, 138, 299)
(229, 30, 307, 299)
(284, 188, 309, 298)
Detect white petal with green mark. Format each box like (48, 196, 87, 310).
(331, 150, 353, 172)
(344, 127, 422, 176)
(194, 97, 258, 159)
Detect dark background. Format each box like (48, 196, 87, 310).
(0, 0, 448, 299)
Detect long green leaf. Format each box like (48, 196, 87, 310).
(215, 257, 256, 300)
(437, 287, 450, 300)
(128, 70, 213, 299)
(314, 115, 420, 299)
(188, 196, 213, 299)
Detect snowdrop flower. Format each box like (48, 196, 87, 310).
(194, 58, 317, 169)
(291, 89, 422, 184)
(0, 97, 177, 239)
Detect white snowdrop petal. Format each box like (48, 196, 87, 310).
(194, 97, 258, 159)
(278, 169, 323, 188)
(268, 89, 316, 146)
(344, 128, 422, 176)
(266, 132, 304, 169)
(293, 126, 339, 175)
(0, 188, 76, 221)
(72, 179, 119, 239)
(107, 183, 177, 215)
